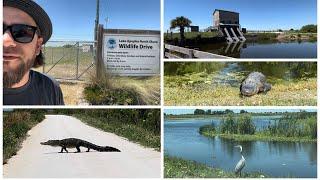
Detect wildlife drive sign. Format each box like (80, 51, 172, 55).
(103, 29, 160, 76)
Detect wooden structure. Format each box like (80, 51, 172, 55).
(164, 44, 231, 59)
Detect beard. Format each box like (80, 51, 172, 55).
(3, 56, 35, 88)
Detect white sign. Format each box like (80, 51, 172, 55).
(103, 33, 160, 76)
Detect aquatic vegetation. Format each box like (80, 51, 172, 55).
(199, 112, 317, 142)
(260, 112, 317, 139)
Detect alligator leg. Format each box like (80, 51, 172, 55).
(263, 83, 272, 92)
(75, 146, 81, 153)
(86, 148, 90, 152)
(60, 146, 68, 153)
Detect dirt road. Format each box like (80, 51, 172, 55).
(3, 115, 161, 178)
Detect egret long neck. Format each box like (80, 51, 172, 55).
(241, 154, 245, 160)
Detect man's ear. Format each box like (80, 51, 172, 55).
(36, 37, 44, 55)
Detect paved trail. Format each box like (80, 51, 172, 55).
(3, 115, 161, 178)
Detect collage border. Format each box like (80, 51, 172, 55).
(1, 0, 320, 178)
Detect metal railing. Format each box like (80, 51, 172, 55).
(164, 44, 231, 59)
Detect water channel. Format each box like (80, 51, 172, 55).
(199, 41, 317, 58)
(164, 117, 317, 177)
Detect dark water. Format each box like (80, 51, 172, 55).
(164, 117, 317, 178)
(199, 41, 317, 58)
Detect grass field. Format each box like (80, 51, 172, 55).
(164, 76, 316, 106)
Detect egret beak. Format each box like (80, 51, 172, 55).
(234, 145, 243, 152)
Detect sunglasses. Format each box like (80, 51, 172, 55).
(3, 24, 39, 43)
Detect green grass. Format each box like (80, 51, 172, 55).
(84, 85, 141, 105)
(164, 155, 267, 178)
(164, 76, 317, 106)
(73, 113, 160, 151)
(200, 132, 316, 142)
(3, 110, 46, 164)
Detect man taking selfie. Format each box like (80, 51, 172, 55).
(3, 0, 64, 105)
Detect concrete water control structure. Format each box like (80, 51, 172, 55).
(213, 9, 246, 43)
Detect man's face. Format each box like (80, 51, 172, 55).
(3, 7, 43, 88)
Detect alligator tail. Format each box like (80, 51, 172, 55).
(85, 141, 120, 152)
(101, 146, 121, 152)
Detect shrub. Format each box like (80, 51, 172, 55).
(237, 114, 255, 135)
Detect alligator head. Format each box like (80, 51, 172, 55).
(40, 140, 61, 147)
(240, 83, 259, 96)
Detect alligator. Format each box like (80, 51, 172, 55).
(240, 72, 271, 96)
(40, 138, 121, 153)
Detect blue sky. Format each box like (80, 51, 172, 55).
(164, 0, 317, 31)
(35, 0, 160, 41)
(164, 109, 317, 115)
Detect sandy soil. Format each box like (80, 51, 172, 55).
(59, 82, 89, 105)
(3, 115, 161, 178)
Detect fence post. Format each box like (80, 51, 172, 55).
(96, 24, 106, 82)
(76, 42, 80, 79)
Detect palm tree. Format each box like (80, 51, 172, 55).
(170, 16, 192, 45)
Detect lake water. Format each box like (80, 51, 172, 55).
(164, 117, 317, 178)
(199, 41, 317, 58)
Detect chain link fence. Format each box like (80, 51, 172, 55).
(39, 41, 96, 81)
(32, 41, 97, 105)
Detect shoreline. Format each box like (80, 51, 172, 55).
(164, 155, 267, 178)
(200, 131, 317, 143)
(164, 32, 317, 42)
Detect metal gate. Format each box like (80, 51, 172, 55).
(40, 41, 96, 81)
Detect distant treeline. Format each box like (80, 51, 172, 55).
(299, 24, 317, 33)
(3, 110, 46, 164)
(165, 109, 296, 118)
(194, 109, 246, 115)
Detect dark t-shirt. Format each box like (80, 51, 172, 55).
(4, 70, 64, 105)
